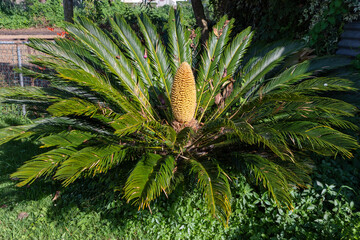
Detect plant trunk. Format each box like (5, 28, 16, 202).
(63, 0, 74, 23)
(191, 0, 209, 43)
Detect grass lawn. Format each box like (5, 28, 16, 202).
(0, 109, 360, 239)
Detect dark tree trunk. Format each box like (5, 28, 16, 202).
(63, 0, 74, 23)
(191, 0, 209, 43)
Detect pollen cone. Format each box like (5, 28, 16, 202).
(171, 62, 196, 123)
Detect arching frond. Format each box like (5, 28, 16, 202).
(204, 27, 254, 122)
(242, 154, 294, 208)
(40, 130, 94, 148)
(273, 121, 358, 158)
(111, 113, 144, 137)
(167, 7, 192, 72)
(138, 15, 172, 100)
(124, 153, 176, 210)
(189, 159, 232, 226)
(10, 147, 76, 187)
(55, 145, 127, 186)
(195, 16, 234, 120)
(64, 19, 155, 120)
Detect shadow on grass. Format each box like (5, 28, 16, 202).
(0, 139, 58, 206)
(0, 138, 359, 239)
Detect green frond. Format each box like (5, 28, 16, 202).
(189, 159, 231, 226)
(111, 15, 152, 87)
(27, 38, 99, 76)
(216, 47, 289, 119)
(204, 27, 253, 120)
(124, 153, 175, 210)
(274, 121, 359, 158)
(55, 145, 127, 186)
(0, 124, 34, 145)
(218, 27, 253, 78)
(195, 16, 234, 120)
(64, 19, 154, 119)
(203, 27, 254, 122)
(291, 77, 355, 93)
(258, 61, 312, 96)
(56, 68, 140, 116)
(138, 14, 172, 101)
(11, 147, 76, 187)
(111, 113, 144, 137)
(167, 7, 192, 72)
(175, 127, 195, 148)
(199, 118, 288, 160)
(0, 87, 59, 104)
(242, 154, 294, 208)
(47, 98, 99, 117)
(31, 117, 113, 137)
(146, 121, 177, 148)
(40, 130, 94, 148)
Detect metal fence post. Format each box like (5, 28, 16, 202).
(16, 44, 26, 116)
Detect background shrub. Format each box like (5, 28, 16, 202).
(209, 0, 360, 55)
(0, 0, 64, 29)
(0, 0, 195, 30)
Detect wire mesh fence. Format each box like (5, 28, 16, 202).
(0, 41, 48, 87)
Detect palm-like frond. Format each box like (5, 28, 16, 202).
(195, 17, 234, 121)
(124, 153, 175, 210)
(55, 145, 127, 186)
(189, 159, 231, 225)
(167, 8, 192, 72)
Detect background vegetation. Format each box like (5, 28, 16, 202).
(1, 0, 359, 55)
(0, 0, 195, 29)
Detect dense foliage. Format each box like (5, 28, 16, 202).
(0, 9, 358, 225)
(0, 0, 195, 29)
(0, 0, 64, 29)
(76, 0, 195, 29)
(209, 0, 360, 55)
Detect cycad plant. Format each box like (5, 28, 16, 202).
(0, 9, 358, 225)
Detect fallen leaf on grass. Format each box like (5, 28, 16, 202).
(17, 212, 29, 220)
(52, 191, 61, 201)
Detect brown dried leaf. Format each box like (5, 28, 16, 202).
(213, 28, 219, 37)
(215, 92, 223, 105)
(222, 68, 227, 78)
(185, 118, 200, 132)
(224, 20, 230, 27)
(189, 29, 197, 40)
(52, 191, 61, 201)
(171, 120, 182, 133)
(223, 82, 234, 99)
(209, 79, 214, 90)
(17, 212, 29, 220)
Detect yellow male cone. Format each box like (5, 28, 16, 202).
(170, 62, 196, 123)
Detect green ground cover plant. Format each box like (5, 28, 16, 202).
(0, 8, 358, 227)
(0, 140, 359, 239)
